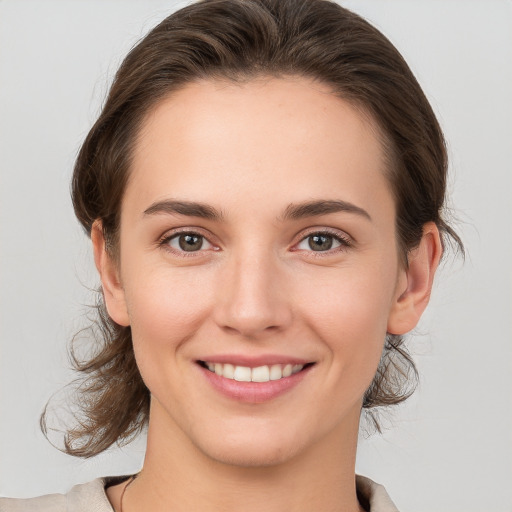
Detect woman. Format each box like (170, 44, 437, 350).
(0, 0, 462, 510)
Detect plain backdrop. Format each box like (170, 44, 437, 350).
(1, 1, 511, 510)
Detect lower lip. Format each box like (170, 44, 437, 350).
(199, 364, 312, 403)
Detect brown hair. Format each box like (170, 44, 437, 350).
(42, 0, 463, 457)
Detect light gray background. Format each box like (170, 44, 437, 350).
(1, 1, 511, 510)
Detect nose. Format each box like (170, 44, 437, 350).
(213, 251, 293, 339)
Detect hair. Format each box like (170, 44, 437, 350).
(41, 0, 463, 457)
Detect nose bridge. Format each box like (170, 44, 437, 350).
(215, 244, 291, 337)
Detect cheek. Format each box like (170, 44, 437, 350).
(296, 260, 397, 391)
(122, 265, 214, 378)
(126, 262, 213, 324)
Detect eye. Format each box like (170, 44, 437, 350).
(166, 232, 214, 252)
(296, 231, 350, 252)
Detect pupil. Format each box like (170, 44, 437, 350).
(179, 234, 202, 251)
(309, 234, 332, 251)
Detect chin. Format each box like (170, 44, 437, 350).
(187, 415, 324, 469)
(198, 436, 302, 468)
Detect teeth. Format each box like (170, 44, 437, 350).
(223, 363, 235, 379)
(234, 366, 251, 382)
(269, 364, 282, 381)
(203, 362, 305, 382)
(251, 365, 270, 382)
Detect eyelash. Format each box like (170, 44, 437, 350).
(158, 229, 217, 258)
(158, 228, 353, 257)
(294, 229, 353, 257)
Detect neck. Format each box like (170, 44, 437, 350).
(124, 400, 365, 512)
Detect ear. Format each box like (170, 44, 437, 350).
(387, 222, 443, 335)
(91, 220, 130, 327)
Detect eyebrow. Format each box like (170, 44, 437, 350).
(281, 199, 372, 222)
(143, 200, 224, 220)
(143, 199, 371, 222)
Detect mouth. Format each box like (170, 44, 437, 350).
(197, 360, 315, 383)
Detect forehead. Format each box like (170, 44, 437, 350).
(126, 76, 393, 220)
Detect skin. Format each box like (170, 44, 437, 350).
(94, 76, 442, 512)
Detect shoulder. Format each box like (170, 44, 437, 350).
(0, 475, 397, 512)
(0, 478, 118, 512)
(356, 475, 400, 512)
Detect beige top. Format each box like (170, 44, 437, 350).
(0, 475, 399, 512)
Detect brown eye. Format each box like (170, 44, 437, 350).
(168, 233, 213, 252)
(296, 231, 350, 253)
(308, 234, 334, 251)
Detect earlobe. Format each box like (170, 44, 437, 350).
(91, 221, 130, 327)
(387, 222, 443, 335)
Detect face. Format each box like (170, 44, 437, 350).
(101, 77, 416, 467)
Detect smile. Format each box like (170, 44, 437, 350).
(200, 361, 305, 382)
(197, 359, 315, 402)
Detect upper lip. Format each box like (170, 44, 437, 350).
(197, 354, 313, 367)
